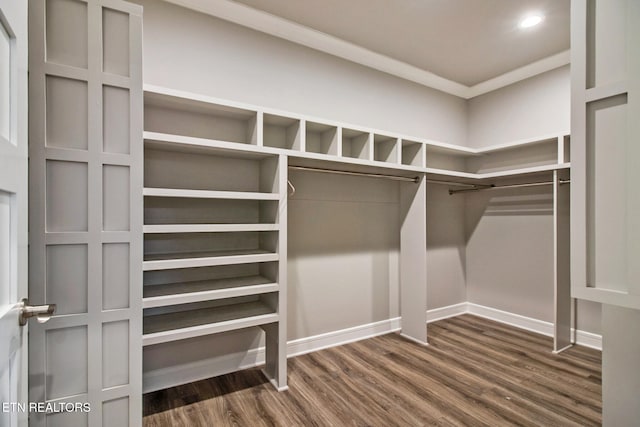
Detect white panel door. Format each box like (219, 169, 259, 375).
(0, 0, 28, 426)
(28, 0, 143, 425)
(571, 0, 640, 309)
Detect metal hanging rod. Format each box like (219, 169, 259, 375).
(288, 165, 420, 183)
(425, 179, 477, 188)
(449, 179, 571, 195)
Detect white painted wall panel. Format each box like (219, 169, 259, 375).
(287, 171, 400, 339)
(465, 188, 555, 322)
(426, 184, 466, 310)
(467, 66, 570, 149)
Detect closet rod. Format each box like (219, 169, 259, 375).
(449, 179, 571, 195)
(288, 165, 420, 183)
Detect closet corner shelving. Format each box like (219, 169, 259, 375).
(142, 84, 570, 187)
(141, 83, 574, 390)
(142, 118, 288, 391)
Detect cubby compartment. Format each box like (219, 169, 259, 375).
(144, 197, 279, 227)
(144, 145, 281, 195)
(142, 294, 279, 346)
(425, 146, 468, 173)
(401, 139, 425, 167)
(374, 134, 399, 163)
(305, 121, 339, 155)
(143, 231, 279, 266)
(263, 113, 302, 150)
(144, 91, 258, 144)
(341, 128, 372, 160)
(466, 138, 558, 174)
(143, 262, 279, 308)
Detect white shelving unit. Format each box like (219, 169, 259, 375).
(141, 83, 574, 393)
(142, 134, 288, 392)
(143, 84, 570, 187)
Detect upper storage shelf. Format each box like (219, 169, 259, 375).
(143, 84, 570, 183)
(145, 90, 259, 145)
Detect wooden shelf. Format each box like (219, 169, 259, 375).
(143, 249, 279, 271)
(142, 300, 278, 346)
(143, 224, 279, 233)
(144, 187, 279, 201)
(143, 275, 278, 308)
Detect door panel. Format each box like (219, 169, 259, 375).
(28, 0, 143, 425)
(0, 0, 28, 426)
(571, 0, 640, 309)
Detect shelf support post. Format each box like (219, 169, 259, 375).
(399, 175, 428, 345)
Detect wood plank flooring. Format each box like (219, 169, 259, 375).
(143, 315, 602, 426)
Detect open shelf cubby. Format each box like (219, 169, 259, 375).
(143, 231, 279, 267)
(144, 197, 279, 226)
(144, 146, 281, 194)
(374, 134, 399, 164)
(425, 146, 468, 173)
(144, 91, 258, 144)
(341, 128, 372, 160)
(305, 121, 339, 155)
(401, 139, 425, 167)
(465, 137, 559, 174)
(143, 262, 279, 308)
(263, 113, 302, 150)
(142, 294, 279, 346)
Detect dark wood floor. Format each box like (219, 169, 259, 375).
(143, 315, 602, 426)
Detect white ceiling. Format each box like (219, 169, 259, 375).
(166, 0, 570, 97)
(231, 0, 570, 87)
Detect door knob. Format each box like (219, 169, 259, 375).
(19, 298, 56, 326)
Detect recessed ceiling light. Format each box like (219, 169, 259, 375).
(519, 14, 544, 29)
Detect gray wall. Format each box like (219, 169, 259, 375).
(135, 0, 468, 145)
(427, 184, 466, 309)
(466, 67, 601, 334)
(287, 171, 400, 339)
(465, 188, 555, 321)
(136, 1, 600, 352)
(467, 66, 570, 148)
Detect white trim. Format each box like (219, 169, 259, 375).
(426, 302, 467, 323)
(575, 329, 602, 350)
(399, 333, 429, 347)
(143, 317, 401, 393)
(467, 51, 571, 98)
(162, 0, 569, 99)
(287, 317, 402, 357)
(464, 302, 602, 350)
(466, 302, 555, 336)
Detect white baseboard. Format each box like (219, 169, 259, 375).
(574, 329, 602, 350)
(460, 302, 602, 351)
(287, 317, 401, 358)
(426, 302, 467, 323)
(466, 302, 556, 336)
(143, 317, 401, 393)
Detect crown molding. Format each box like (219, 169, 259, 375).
(466, 50, 571, 98)
(164, 0, 570, 99)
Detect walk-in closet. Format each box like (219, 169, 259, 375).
(1, 0, 638, 426)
